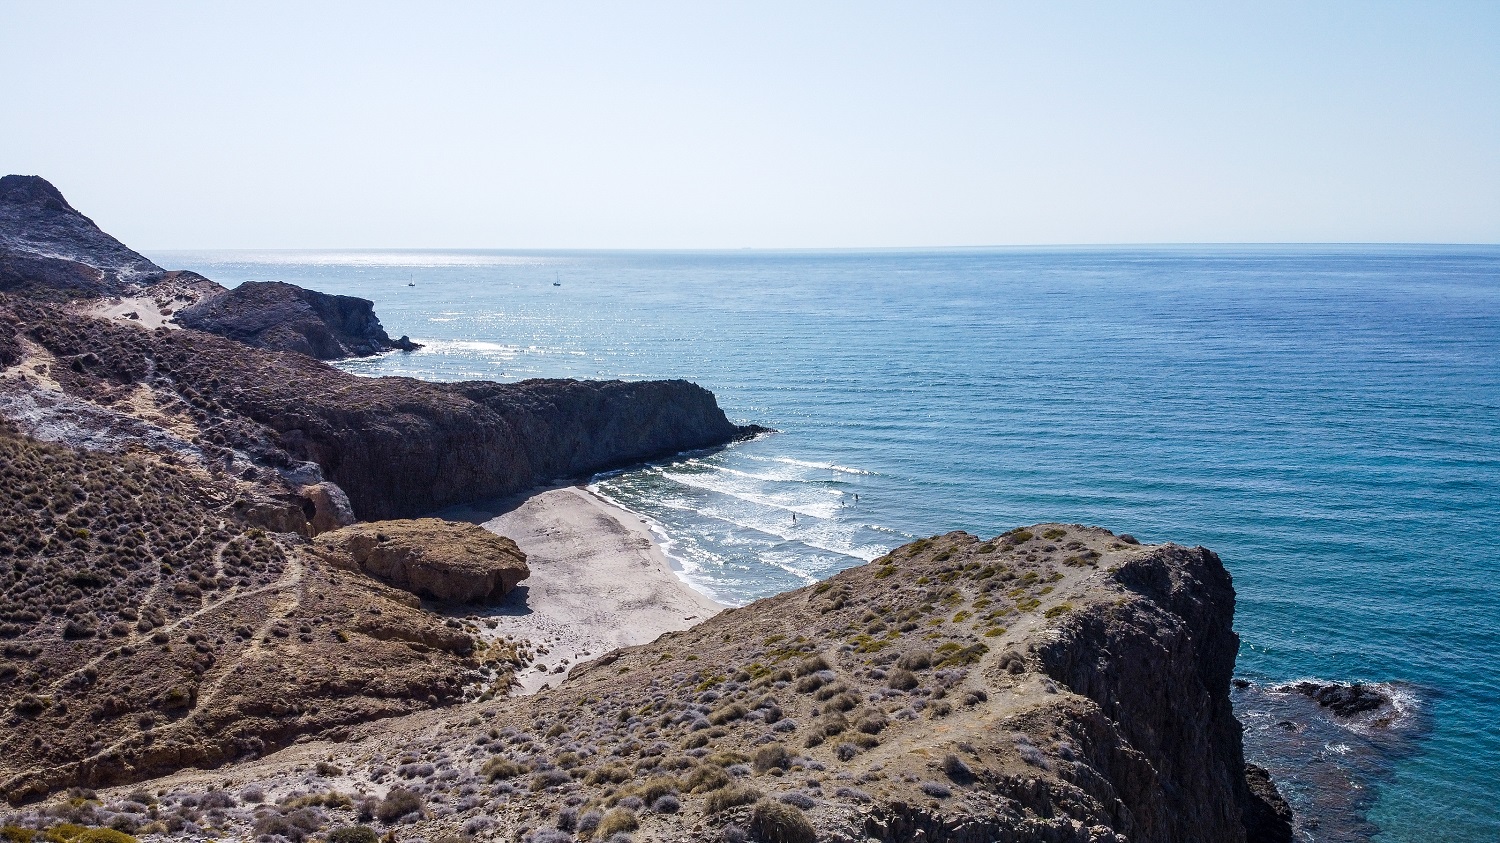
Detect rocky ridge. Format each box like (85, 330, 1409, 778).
(0, 175, 166, 299)
(11, 527, 1290, 843)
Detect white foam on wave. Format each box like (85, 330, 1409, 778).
(690, 460, 844, 485)
(744, 454, 876, 476)
(661, 469, 843, 519)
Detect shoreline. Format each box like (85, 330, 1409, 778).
(440, 484, 726, 694)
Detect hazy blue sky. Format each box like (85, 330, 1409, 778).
(2, 2, 1497, 248)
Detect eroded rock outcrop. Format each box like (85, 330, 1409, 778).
(313, 518, 529, 603)
(175, 280, 421, 359)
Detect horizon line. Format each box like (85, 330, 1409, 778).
(142, 241, 1500, 254)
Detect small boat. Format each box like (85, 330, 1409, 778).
(553, 272, 561, 287)
(407, 282, 416, 287)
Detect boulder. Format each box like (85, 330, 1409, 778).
(314, 518, 529, 603)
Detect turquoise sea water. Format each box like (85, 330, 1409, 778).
(154, 247, 1500, 841)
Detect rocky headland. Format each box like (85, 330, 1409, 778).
(174, 281, 421, 360)
(0, 176, 1292, 843)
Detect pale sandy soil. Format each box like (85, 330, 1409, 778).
(441, 486, 725, 693)
(83, 295, 182, 329)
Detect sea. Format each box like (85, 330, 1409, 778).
(152, 247, 1500, 842)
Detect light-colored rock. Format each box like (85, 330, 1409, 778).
(314, 518, 529, 603)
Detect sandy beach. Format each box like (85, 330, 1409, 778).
(442, 485, 725, 693)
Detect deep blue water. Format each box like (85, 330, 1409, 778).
(153, 247, 1500, 841)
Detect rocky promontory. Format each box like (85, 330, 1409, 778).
(8, 527, 1290, 843)
(0, 175, 167, 298)
(174, 281, 421, 359)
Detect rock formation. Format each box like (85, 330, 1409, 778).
(174, 281, 421, 359)
(313, 519, 529, 603)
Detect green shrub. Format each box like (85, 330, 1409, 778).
(481, 758, 523, 781)
(683, 764, 730, 793)
(708, 703, 747, 725)
(1044, 603, 1073, 619)
(0, 827, 34, 843)
(374, 788, 422, 823)
(70, 831, 136, 843)
(752, 743, 791, 772)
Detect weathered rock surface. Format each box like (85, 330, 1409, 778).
(0, 175, 166, 298)
(313, 518, 529, 603)
(1245, 762, 1295, 843)
(175, 280, 421, 359)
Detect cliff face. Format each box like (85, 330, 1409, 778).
(1033, 546, 1260, 842)
(1, 175, 419, 361)
(0, 175, 165, 298)
(3, 301, 755, 521)
(175, 280, 421, 359)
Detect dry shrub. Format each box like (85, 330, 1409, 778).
(749, 798, 816, 843)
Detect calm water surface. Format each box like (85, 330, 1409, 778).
(154, 247, 1500, 842)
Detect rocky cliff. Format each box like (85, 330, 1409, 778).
(2, 300, 756, 521)
(2, 175, 415, 361)
(175, 281, 421, 359)
(10, 527, 1289, 842)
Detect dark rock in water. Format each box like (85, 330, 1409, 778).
(1234, 678, 1428, 843)
(0, 175, 166, 298)
(1245, 762, 1294, 843)
(1290, 681, 1389, 717)
(175, 280, 423, 359)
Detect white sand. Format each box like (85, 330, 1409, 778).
(442, 486, 725, 694)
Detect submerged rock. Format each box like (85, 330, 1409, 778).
(314, 518, 529, 603)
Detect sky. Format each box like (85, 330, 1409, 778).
(1, 1, 1497, 249)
